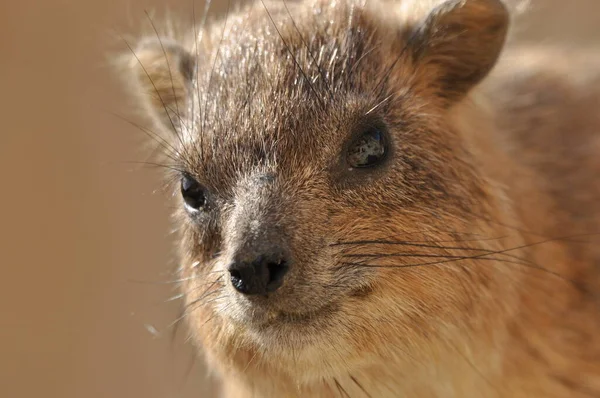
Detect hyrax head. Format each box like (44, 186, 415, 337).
(120, 0, 509, 381)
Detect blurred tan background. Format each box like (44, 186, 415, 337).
(0, 1, 598, 397)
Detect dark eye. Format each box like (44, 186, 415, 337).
(181, 175, 206, 210)
(347, 127, 387, 168)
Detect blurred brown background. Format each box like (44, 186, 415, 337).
(0, 1, 598, 397)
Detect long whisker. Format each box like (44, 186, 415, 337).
(371, 24, 422, 100)
(334, 239, 532, 265)
(330, 230, 500, 247)
(365, 93, 394, 115)
(117, 33, 187, 152)
(191, 0, 213, 162)
(343, 253, 531, 269)
(345, 45, 378, 88)
(186, 301, 233, 343)
(105, 110, 181, 163)
(332, 238, 505, 249)
(202, 0, 232, 140)
(127, 269, 223, 286)
(260, 0, 325, 109)
(340, 234, 597, 286)
(121, 160, 186, 174)
(282, 0, 335, 100)
(341, 255, 533, 272)
(169, 288, 223, 330)
(144, 11, 187, 131)
(172, 290, 227, 344)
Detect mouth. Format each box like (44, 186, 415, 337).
(226, 283, 373, 330)
(264, 302, 339, 325)
(229, 297, 340, 331)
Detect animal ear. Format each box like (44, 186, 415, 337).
(411, 0, 509, 103)
(121, 37, 195, 132)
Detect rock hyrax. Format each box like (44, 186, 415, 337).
(118, 0, 600, 396)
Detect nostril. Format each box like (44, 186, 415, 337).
(228, 255, 290, 295)
(265, 259, 288, 292)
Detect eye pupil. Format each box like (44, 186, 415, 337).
(181, 176, 206, 210)
(366, 154, 379, 164)
(347, 127, 387, 168)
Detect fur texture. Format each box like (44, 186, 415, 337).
(117, 0, 600, 396)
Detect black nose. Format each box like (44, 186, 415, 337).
(228, 254, 289, 295)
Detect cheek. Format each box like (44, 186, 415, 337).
(356, 233, 518, 339)
(328, 208, 495, 312)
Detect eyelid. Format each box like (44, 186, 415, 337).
(180, 172, 205, 188)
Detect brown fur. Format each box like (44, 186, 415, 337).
(117, 0, 600, 396)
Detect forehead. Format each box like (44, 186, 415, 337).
(180, 0, 406, 183)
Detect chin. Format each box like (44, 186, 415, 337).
(190, 283, 376, 382)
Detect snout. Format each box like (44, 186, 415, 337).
(219, 172, 338, 319)
(223, 172, 294, 297)
(228, 249, 290, 295)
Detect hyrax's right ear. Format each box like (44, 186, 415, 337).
(121, 37, 195, 132)
(410, 0, 509, 104)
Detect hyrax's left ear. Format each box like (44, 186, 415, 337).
(411, 0, 509, 103)
(122, 37, 195, 132)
